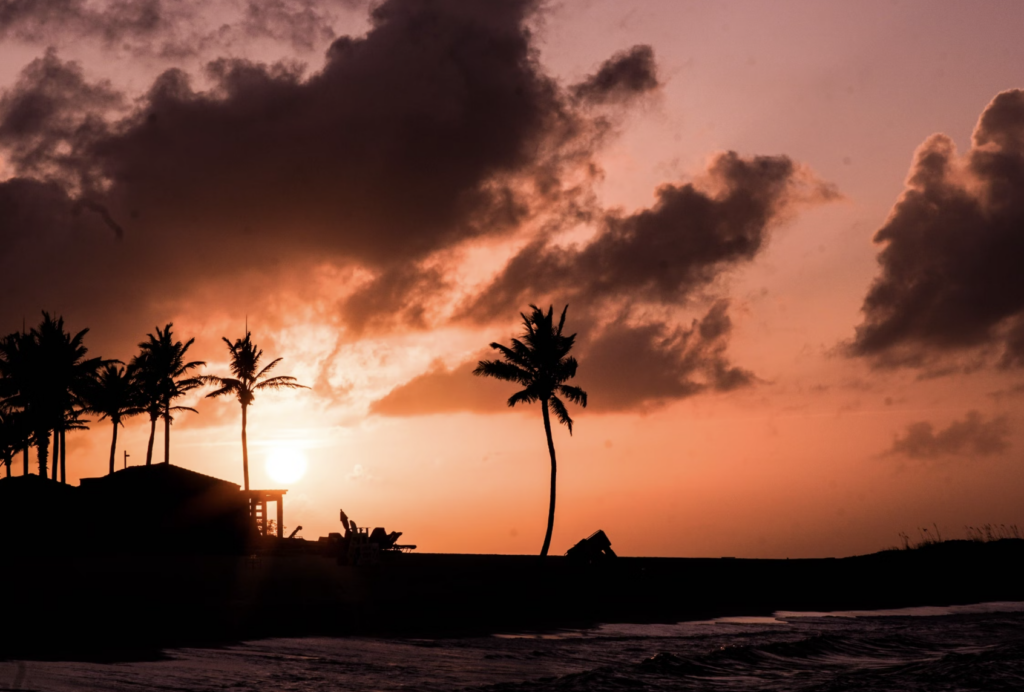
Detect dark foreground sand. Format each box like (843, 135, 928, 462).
(4, 539, 1022, 661)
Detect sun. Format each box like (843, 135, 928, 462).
(265, 446, 308, 485)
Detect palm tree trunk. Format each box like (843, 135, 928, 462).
(109, 421, 119, 475)
(241, 403, 249, 491)
(539, 399, 558, 558)
(145, 416, 156, 465)
(36, 433, 49, 478)
(164, 404, 170, 465)
(3, 454, 10, 478)
(60, 428, 66, 484)
(22, 445, 28, 475)
(51, 429, 59, 481)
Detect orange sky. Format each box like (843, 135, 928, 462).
(2, 0, 1024, 557)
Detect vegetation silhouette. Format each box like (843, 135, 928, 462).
(1, 315, 309, 490)
(204, 331, 307, 491)
(86, 364, 147, 475)
(132, 325, 204, 466)
(475, 305, 587, 557)
(0, 314, 103, 480)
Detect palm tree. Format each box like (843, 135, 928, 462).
(86, 364, 146, 475)
(474, 305, 588, 558)
(0, 406, 32, 477)
(55, 407, 90, 484)
(0, 330, 40, 475)
(0, 315, 102, 480)
(32, 313, 103, 483)
(204, 331, 307, 491)
(133, 324, 205, 465)
(0, 406, 19, 477)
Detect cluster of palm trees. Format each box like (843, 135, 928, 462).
(0, 313, 305, 490)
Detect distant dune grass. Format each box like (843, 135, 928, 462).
(893, 523, 1022, 551)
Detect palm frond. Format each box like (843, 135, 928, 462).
(255, 357, 283, 381)
(556, 305, 568, 336)
(474, 359, 532, 384)
(255, 376, 308, 390)
(205, 382, 242, 399)
(548, 395, 574, 435)
(507, 388, 537, 407)
(557, 384, 588, 408)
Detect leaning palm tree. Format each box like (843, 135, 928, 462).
(86, 364, 146, 475)
(474, 305, 588, 558)
(204, 331, 307, 491)
(134, 324, 205, 465)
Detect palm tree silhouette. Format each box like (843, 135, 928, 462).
(34, 314, 102, 483)
(204, 331, 307, 491)
(0, 332, 34, 475)
(86, 364, 145, 475)
(474, 305, 588, 557)
(134, 324, 204, 465)
(0, 407, 21, 477)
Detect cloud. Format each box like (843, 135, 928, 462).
(849, 90, 1024, 368)
(576, 301, 754, 411)
(0, 0, 625, 344)
(571, 45, 659, 105)
(0, 0, 835, 418)
(0, 0, 351, 57)
(0, 49, 123, 181)
(466, 151, 837, 321)
(240, 0, 340, 51)
(369, 357, 508, 417)
(371, 150, 836, 417)
(0, 0, 165, 45)
(887, 411, 1011, 460)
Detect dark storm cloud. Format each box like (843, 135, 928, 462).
(0, 49, 123, 181)
(849, 90, 1024, 368)
(577, 301, 754, 411)
(0, 0, 164, 44)
(1, 0, 582, 268)
(467, 152, 837, 320)
(240, 0, 344, 51)
(372, 301, 754, 416)
(887, 411, 1011, 460)
(0, 0, 621, 347)
(0, 0, 348, 55)
(377, 151, 835, 417)
(340, 265, 448, 334)
(571, 45, 659, 105)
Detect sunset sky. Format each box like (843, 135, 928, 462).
(2, 0, 1024, 558)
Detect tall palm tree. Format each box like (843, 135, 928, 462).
(32, 313, 103, 483)
(134, 324, 205, 465)
(86, 364, 146, 475)
(0, 315, 102, 479)
(474, 305, 588, 558)
(204, 331, 307, 491)
(55, 407, 90, 484)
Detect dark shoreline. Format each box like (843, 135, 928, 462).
(4, 539, 1023, 662)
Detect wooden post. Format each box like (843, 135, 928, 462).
(276, 496, 284, 539)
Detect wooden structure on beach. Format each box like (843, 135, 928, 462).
(243, 489, 287, 538)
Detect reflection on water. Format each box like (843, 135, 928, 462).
(4, 602, 1024, 691)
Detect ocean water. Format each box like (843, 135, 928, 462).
(5, 602, 1024, 691)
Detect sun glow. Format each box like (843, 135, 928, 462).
(265, 446, 308, 485)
